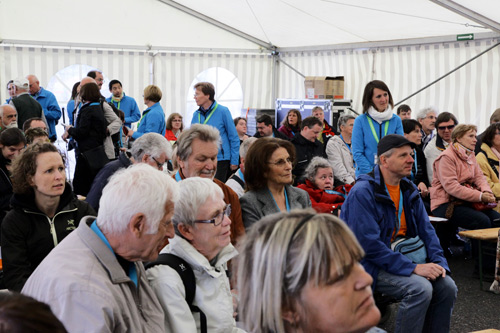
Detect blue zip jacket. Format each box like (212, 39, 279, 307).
(32, 87, 61, 140)
(191, 101, 240, 165)
(106, 94, 141, 128)
(352, 113, 403, 177)
(66, 100, 75, 125)
(132, 103, 166, 139)
(340, 165, 448, 287)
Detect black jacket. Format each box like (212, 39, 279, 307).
(411, 146, 429, 187)
(0, 154, 12, 229)
(68, 102, 107, 153)
(1, 184, 95, 291)
(292, 134, 326, 184)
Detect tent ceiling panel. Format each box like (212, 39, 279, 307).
(0, 0, 262, 50)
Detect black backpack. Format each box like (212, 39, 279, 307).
(145, 253, 207, 333)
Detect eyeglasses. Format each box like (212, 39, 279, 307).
(437, 125, 455, 131)
(194, 204, 231, 226)
(268, 157, 293, 167)
(152, 157, 164, 170)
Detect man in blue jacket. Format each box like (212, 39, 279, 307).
(341, 134, 457, 333)
(27, 75, 61, 141)
(191, 82, 239, 182)
(106, 79, 141, 128)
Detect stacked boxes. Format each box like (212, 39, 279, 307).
(304, 76, 344, 99)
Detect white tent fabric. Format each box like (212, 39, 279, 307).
(1, 0, 500, 130)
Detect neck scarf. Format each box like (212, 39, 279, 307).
(367, 106, 393, 124)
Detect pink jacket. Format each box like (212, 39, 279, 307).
(430, 144, 492, 211)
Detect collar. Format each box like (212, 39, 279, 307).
(199, 101, 215, 114)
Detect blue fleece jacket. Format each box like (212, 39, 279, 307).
(106, 94, 141, 128)
(352, 113, 403, 177)
(32, 87, 61, 140)
(340, 165, 448, 287)
(131, 102, 166, 139)
(66, 100, 75, 125)
(191, 101, 240, 165)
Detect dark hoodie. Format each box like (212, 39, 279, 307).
(1, 183, 95, 291)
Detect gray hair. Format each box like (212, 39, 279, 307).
(337, 114, 356, 129)
(237, 210, 364, 333)
(377, 148, 396, 165)
(303, 156, 332, 182)
(176, 124, 221, 162)
(130, 132, 172, 161)
(240, 137, 257, 159)
(172, 177, 224, 236)
(416, 106, 438, 120)
(98, 163, 179, 235)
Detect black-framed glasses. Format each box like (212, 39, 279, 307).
(438, 125, 455, 131)
(152, 157, 164, 170)
(194, 204, 231, 226)
(268, 157, 292, 167)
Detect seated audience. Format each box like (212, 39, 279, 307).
(63, 82, 108, 196)
(311, 106, 335, 145)
(23, 117, 48, 133)
(291, 116, 326, 184)
(0, 292, 67, 333)
(226, 137, 257, 197)
(147, 177, 244, 332)
(476, 122, 500, 212)
(424, 111, 458, 183)
(352, 80, 403, 177)
(397, 104, 412, 119)
(278, 109, 302, 139)
(416, 106, 438, 149)
(342, 134, 457, 333)
(25, 127, 50, 146)
(2, 143, 95, 292)
(326, 114, 356, 185)
(234, 117, 249, 143)
(175, 124, 245, 246)
(254, 114, 289, 140)
(431, 124, 500, 229)
(165, 112, 183, 145)
(127, 85, 166, 139)
(475, 108, 500, 154)
(240, 137, 311, 229)
(237, 210, 381, 333)
(297, 157, 351, 215)
(0, 128, 26, 226)
(22, 164, 178, 332)
(0, 105, 18, 130)
(86, 133, 172, 212)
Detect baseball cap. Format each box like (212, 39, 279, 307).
(377, 134, 416, 157)
(13, 77, 29, 89)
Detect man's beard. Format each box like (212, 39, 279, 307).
(4, 121, 17, 129)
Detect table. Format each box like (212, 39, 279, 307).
(458, 227, 500, 290)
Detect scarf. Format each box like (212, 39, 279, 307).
(367, 106, 394, 124)
(111, 93, 124, 102)
(452, 142, 474, 164)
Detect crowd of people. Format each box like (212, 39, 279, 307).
(0, 74, 498, 333)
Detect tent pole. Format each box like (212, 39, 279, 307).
(271, 50, 279, 105)
(395, 41, 500, 106)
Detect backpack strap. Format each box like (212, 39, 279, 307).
(479, 149, 499, 176)
(229, 173, 245, 188)
(145, 253, 207, 333)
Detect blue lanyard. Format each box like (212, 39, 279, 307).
(325, 189, 346, 198)
(339, 134, 352, 153)
(238, 169, 245, 182)
(174, 171, 182, 182)
(269, 187, 290, 212)
(91, 220, 138, 287)
(411, 149, 417, 181)
(385, 185, 403, 235)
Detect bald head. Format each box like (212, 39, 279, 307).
(0, 105, 18, 129)
(26, 75, 40, 95)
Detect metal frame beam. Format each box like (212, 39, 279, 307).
(430, 0, 500, 34)
(156, 0, 275, 51)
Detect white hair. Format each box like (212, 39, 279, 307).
(130, 132, 172, 161)
(416, 106, 439, 120)
(172, 177, 223, 235)
(97, 163, 179, 235)
(240, 137, 257, 159)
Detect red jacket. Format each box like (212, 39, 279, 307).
(297, 179, 352, 214)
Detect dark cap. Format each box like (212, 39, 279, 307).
(377, 134, 416, 157)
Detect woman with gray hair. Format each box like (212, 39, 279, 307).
(146, 177, 244, 333)
(326, 114, 356, 185)
(297, 156, 352, 215)
(237, 210, 381, 333)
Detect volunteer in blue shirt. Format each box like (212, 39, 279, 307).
(27, 75, 61, 141)
(191, 82, 240, 182)
(127, 85, 166, 140)
(352, 80, 403, 177)
(106, 79, 141, 128)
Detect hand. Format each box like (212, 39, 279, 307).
(127, 129, 134, 138)
(62, 131, 69, 142)
(230, 164, 238, 171)
(64, 124, 73, 131)
(418, 183, 429, 198)
(481, 191, 496, 203)
(413, 263, 446, 280)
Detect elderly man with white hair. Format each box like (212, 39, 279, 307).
(147, 177, 244, 333)
(0, 105, 18, 130)
(22, 164, 178, 332)
(86, 132, 173, 212)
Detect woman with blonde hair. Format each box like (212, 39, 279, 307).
(237, 210, 380, 333)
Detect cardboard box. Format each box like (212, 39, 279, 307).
(304, 76, 344, 99)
